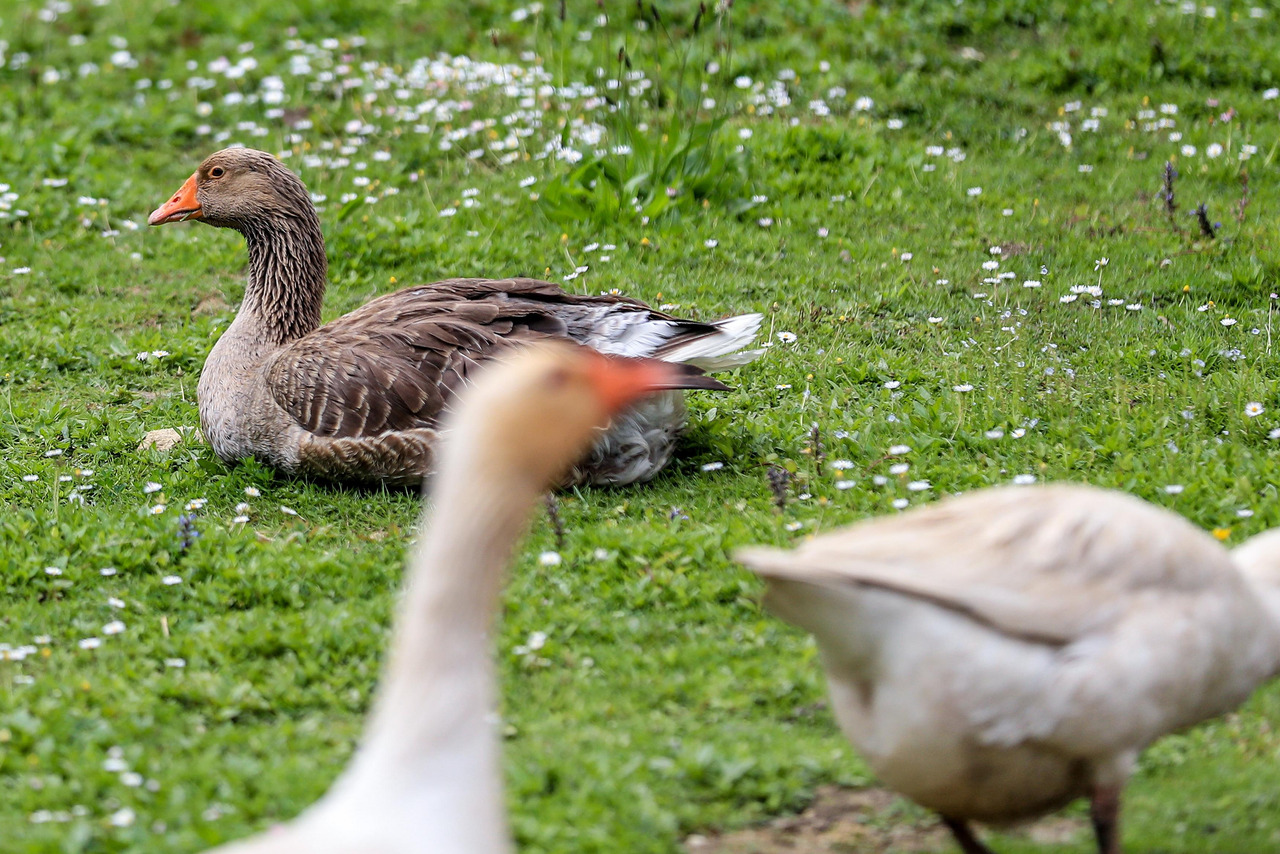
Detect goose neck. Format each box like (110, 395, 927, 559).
(327, 456, 539, 848)
(239, 213, 327, 345)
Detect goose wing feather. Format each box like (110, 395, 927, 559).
(737, 484, 1242, 645)
(263, 278, 726, 439)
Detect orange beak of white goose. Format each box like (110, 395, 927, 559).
(586, 352, 731, 417)
(148, 173, 203, 225)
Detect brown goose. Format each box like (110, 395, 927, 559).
(201, 342, 691, 854)
(148, 148, 761, 486)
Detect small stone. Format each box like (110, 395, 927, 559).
(137, 427, 203, 452)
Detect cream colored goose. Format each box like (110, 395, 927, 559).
(202, 342, 697, 854)
(148, 148, 760, 487)
(737, 484, 1280, 854)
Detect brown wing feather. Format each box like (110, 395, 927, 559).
(262, 277, 689, 439)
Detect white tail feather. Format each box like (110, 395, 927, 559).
(661, 313, 764, 371)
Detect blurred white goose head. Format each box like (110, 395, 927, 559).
(447, 341, 725, 490)
(1232, 528, 1280, 633)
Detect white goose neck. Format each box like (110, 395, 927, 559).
(318, 445, 538, 853)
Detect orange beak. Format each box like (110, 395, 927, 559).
(148, 173, 203, 226)
(586, 351, 730, 416)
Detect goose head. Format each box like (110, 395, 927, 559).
(447, 342, 710, 489)
(148, 148, 314, 231)
(1232, 528, 1280, 632)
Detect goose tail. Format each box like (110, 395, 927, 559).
(660, 313, 764, 371)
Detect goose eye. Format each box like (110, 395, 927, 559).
(544, 367, 571, 389)
(209, 166, 225, 178)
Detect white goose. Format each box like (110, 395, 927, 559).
(737, 484, 1280, 854)
(202, 342, 700, 854)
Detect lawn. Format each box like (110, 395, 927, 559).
(3, 0, 1280, 852)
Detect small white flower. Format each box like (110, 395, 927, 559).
(538, 551, 561, 567)
(1245, 402, 1264, 418)
(830, 460, 854, 470)
(704, 238, 718, 248)
(232, 515, 250, 524)
(109, 808, 135, 827)
(102, 621, 126, 635)
(884, 380, 900, 389)
(835, 480, 855, 490)
(22, 474, 38, 482)
(150, 504, 166, 515)
(889, 463, 910, 475)
(78, 638, 101, 650)
(120, 772, 144, 787)
(966, 186, 982, 196)
(888, 444, 911, 455)
(907, 480, 930, 492)
(244, 487, 261, 498)
(784, 521, 803, 531)
(162, 575, 182, 586)
(892, 498, 909, 509)
(952, 383, 974, 392)
(777, 331, 797, 343)
(100, 567, 117, 576)
(984, 429, 1005, 439)
(279, 506, 298, 516)
(143, 482, 163, 494)
(1221, 317, 1238, 327)
(1012, 474, 1036, 485)
(165, 658, 186, 668)
(701, 461, 725, 471)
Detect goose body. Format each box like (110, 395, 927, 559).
(203, 342, 696, 854)
(737, 484, 1280, 853)
(149, 148, 760, 486)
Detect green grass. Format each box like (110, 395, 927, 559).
(3, 0, 1280, 851)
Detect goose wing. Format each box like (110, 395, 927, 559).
(262, 278, 729, 439)
(737, 484, 1240, 645)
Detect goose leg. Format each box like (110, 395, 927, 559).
(1090, 784, 1122, 854)
(940, 816, 996, 854)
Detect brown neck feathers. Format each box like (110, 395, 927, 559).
(241, 208, 327, 345)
